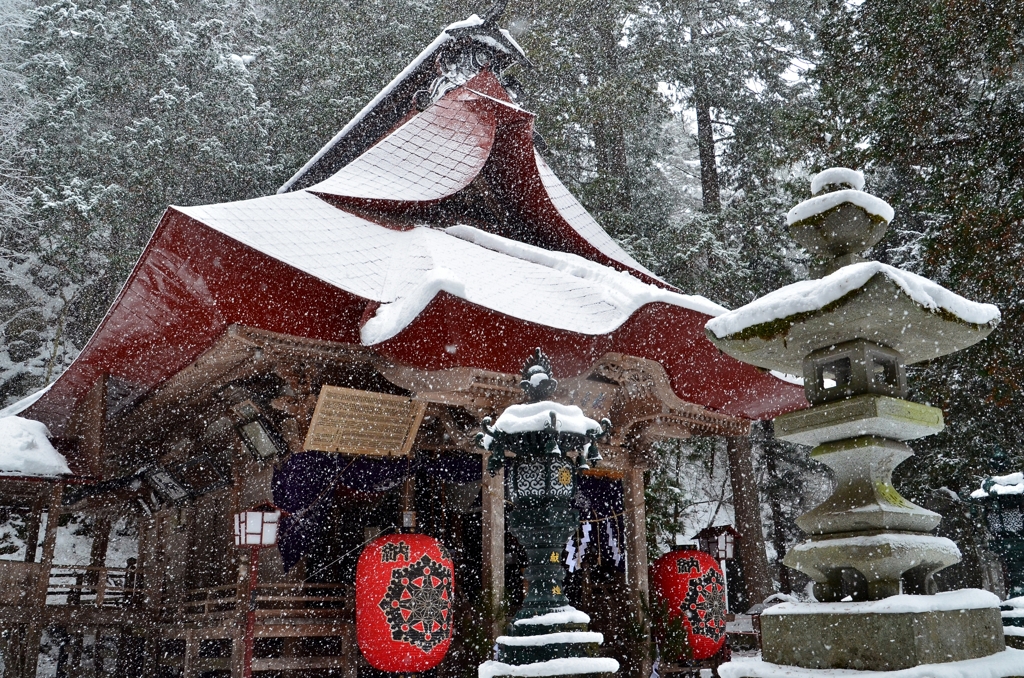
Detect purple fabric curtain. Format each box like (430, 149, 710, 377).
(271, 452, 481, 570)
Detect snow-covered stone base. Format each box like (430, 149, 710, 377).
(479, 657, 620, 678)
(718, 649, 1024, 678)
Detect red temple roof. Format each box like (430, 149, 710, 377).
(19, 30, 806, 443)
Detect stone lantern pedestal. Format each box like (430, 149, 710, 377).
(706, 169, 1014, 673)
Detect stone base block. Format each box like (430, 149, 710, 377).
(761, 606, 1005, 671)
(774, 395, 943, 447)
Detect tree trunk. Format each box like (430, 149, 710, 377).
(759, 422, 793, 594)
(726, 434, 773, 609)
(693, 72, 721, 213)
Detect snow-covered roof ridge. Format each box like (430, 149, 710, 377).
(445, 225, 725, 316)
(177, 193, 726, 348)
(787, 188, 894, 226)
(705, 261, 1001, 340)
(0, 415, 72, 477)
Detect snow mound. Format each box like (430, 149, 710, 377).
(0, 416, 71, 477)
(479, 657, 619, 678)
(514, 606, 591, 626)
(787, 189, 894, 226)
(762, 589, 997, 617)
(493, 402, 601, 435)
(705, 261, 1001, 339)
(719, 648, 1024, 678)
(812, 167, 866, 195)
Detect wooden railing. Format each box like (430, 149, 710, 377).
(45, 565, 139, 607)
(165, 582, 350, 620)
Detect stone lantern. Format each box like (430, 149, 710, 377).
(705, 168, 1008, 672)
(971, 472, 1024, 598)
(477, 349, 619, 678)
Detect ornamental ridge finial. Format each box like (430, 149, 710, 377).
(520, 347, 557, 402)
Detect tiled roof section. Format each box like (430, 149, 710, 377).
(307, 90, 496, 203)
(535, 150, 660, 280)
(176, 192, 720, 346)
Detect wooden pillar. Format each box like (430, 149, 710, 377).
(21, 481, 63, 678)
(480, 452, 505, 638)
(622, 465, 651, 678)
(726, 433, 774, 609)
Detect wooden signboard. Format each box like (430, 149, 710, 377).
(303, 386, 427, 457)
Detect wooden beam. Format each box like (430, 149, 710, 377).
(480, 453, 505, 639)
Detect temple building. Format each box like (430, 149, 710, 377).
(0, 11, 804, 678)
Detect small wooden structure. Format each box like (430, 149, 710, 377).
(0, 12, 805, 678)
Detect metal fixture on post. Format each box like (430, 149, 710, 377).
(476, 349, 618, 678)
(233, 503, 282, 678)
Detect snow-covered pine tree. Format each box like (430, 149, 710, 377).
(2, 0, 278, 404)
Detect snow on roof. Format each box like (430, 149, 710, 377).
(277, 16, 486, 194)
(811, 167, 865, 195)
(493, 401, 601, 435)
(307, 92, 495, 202)
(514, 606, 591, 626)
(0, 415, 71, 477)
(971, 471, 1024, 499)
(535, 151, 661, 280)
(705, 261, 1001, 339)
(0, 383, 53, 418)
(787, 188, 894, 226)
(177, 193, 725, 346)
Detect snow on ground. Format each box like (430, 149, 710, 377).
(479, 657, 620, 678)
(719, 649, 1024, 678)
(971, 472, 1024, 498)
(787, 189, 894, 226)
(705, 261, 1001, 339)
(0, 416, 70, 476)
(493, 402, 602, 435)
(762, 589, 999, 616)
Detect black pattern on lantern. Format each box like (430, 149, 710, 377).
(477, 348, 610, 623)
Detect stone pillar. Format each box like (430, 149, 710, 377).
(725, 435, 773, 608)
(481, 453, 505, 638)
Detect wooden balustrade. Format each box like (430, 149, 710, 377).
(45, 565, 139, 607)
(164, 581, 350, 620)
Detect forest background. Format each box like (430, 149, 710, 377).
(0, 0, 1022, 598)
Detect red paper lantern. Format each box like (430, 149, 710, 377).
(651, 549, 727, 660)
(356, 533, 455, 671)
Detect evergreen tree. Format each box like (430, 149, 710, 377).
(1, 0, 279, 403)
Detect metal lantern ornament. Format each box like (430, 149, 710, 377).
(651, 549, 728, 661)
(356, 533, 455, 672)
(477, 349, 618, 676)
